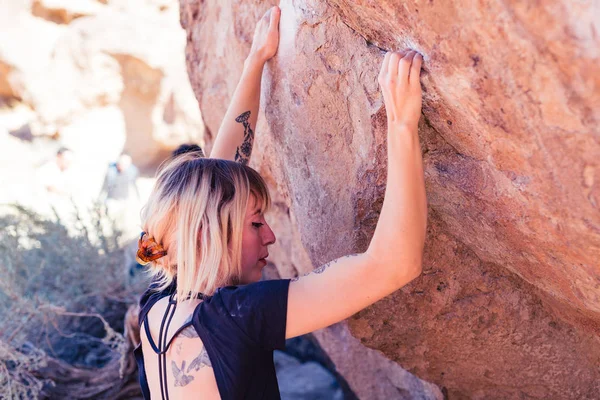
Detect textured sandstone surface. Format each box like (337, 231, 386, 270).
(180, 0, 600, 398)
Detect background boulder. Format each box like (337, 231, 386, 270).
(0, 0, 203, 217)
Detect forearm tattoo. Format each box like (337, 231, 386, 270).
(291, 254, 359, 282)
(171, 322, 213, 387)
(234, 111, 254, 165)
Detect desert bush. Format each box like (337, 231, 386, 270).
(0, 203, 148, 399)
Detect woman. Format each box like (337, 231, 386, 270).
(134, 5, 427, 400)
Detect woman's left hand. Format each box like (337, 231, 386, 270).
(248, 6, 281, 64)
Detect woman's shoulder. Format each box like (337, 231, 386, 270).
(138, 278, 290, 324)
(195, 279, 291, 350)
(137, 278, 177, 324)
(192, 278, 290, 323)
(213, 279, 291, 304)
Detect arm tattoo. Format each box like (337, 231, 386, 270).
(187, 346, 212, 371)
(291, 254, 359, 282)
(172, 361, 194, 387)
(179, 323, 199, 338)
(171, 317, 212, 385)
(234, 111, 254, 165)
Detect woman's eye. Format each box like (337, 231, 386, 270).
(252, 222, 264, 228)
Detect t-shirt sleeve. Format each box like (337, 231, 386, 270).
(217, 279, 291, 351)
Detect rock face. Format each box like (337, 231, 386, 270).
(180, 0, 600, 398)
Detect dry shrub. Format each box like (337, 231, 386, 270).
(0, 204, 148, 399)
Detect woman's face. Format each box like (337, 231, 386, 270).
(239, 194, 276, 284)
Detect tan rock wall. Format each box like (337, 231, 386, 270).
(180, 0, 600, 398)
(326, 0, 600, 323)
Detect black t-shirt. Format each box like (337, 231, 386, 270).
(134, 278, 291, 399)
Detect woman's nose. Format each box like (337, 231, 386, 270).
(263, 224, 276, 245)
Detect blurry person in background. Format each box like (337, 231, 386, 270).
(99, 152, 141, 240)
(172, 143, 205, 158)
(37, 146, 75, 198)
(35, 146, 79, 222)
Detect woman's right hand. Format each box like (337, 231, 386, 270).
(378, 50, 424, 132)
(248, 6, 281, 65)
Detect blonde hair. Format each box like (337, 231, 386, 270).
(140, 152, 271, 301)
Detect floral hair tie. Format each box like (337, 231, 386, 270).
(136, 231, 167, 265)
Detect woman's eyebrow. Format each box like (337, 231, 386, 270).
(252, 208, 262, 216)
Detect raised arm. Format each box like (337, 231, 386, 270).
(285, 50, 428, 339)
(209, 6, 281, 164)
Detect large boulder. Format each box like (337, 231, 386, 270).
(180, 0, 600, 398)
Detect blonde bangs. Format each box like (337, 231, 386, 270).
(244, 164, 271, 217)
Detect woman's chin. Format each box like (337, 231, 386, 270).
(254, 261, 267, 280)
